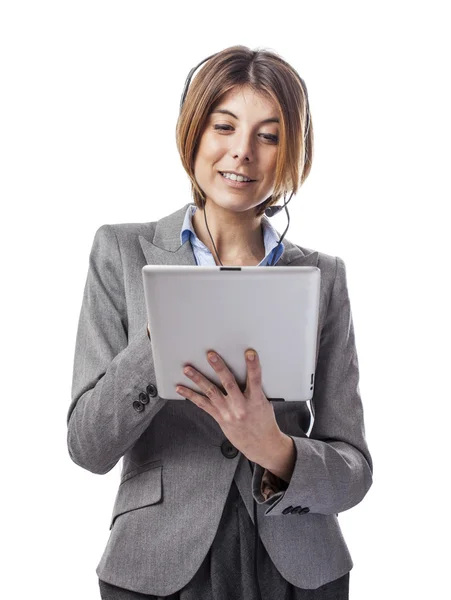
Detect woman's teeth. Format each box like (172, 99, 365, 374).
(220, 172, 252, 183)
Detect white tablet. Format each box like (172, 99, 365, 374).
(142, 265, 320, 402)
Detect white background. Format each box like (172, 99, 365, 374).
(1, 1, 450, 598)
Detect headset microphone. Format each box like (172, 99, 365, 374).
(263, 204, 284, 218)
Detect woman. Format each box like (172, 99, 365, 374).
(68, 45, 373, 600)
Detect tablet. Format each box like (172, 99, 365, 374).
(142, 265, 320, 402)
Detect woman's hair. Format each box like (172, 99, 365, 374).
(175, 44, 314, 218)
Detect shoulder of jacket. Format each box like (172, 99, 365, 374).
(94, 221, 157, 245)
(291, 242, 340, 271)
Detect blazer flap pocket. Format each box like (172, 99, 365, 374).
(109, 462, 162, 530)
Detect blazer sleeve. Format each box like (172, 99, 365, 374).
(252, 256, 374, 515)
(67, 224, 168, 475)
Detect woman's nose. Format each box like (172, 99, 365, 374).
(229, 133, 254, 161)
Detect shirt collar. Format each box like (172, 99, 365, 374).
(180, 204, 284, 266)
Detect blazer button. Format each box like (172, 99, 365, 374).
(221, 440, 238, 459)
(282, 506, 294, 515)
(146, 383, 158, 397)
(139, 392, 149, 405)
(133, 400, 145, 413)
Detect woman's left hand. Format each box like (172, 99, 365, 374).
(176, 349, 283, 465)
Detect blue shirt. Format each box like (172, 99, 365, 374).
(180, 204, 284, 266)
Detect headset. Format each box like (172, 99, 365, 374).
(179, 51, 311, 600)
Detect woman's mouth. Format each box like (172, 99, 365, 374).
(218, 172, 256, 188)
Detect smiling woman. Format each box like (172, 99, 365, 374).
(68, 43, 371, 600)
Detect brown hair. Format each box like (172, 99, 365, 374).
(175, 45, 314, 218)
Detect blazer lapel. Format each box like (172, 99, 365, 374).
(139, 203, 319, 268)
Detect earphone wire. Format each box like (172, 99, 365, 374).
(203, 189, 294, 267)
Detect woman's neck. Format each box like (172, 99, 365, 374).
(191, 204, 265, 265)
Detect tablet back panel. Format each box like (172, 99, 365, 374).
(142, 266, 320, 402)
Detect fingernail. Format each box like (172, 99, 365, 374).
(208, 353, 218, 363)
(246, 352, 255, 361)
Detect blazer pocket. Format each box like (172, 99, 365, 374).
(109, 461, 163, 530)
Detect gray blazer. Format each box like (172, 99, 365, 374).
(67, 202, 373, 595)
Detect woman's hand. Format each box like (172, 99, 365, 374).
(176, 349, 283, 465)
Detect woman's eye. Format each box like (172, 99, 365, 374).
(262, 134, 279, 143)
(213, 124, 278, 143)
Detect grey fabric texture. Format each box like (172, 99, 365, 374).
(98, 481, 349, 599)
(68, 203, 373, 596)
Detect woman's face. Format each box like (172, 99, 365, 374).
(193, 85, 280, 215)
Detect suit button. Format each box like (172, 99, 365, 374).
(300, 507, 310, 514)
(139, 392, 149, 405)
(146, 383, 158, 397)
(221, 440, 238, 458)
(282, 506, 294, 514)
(133, 400, 145, 413)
